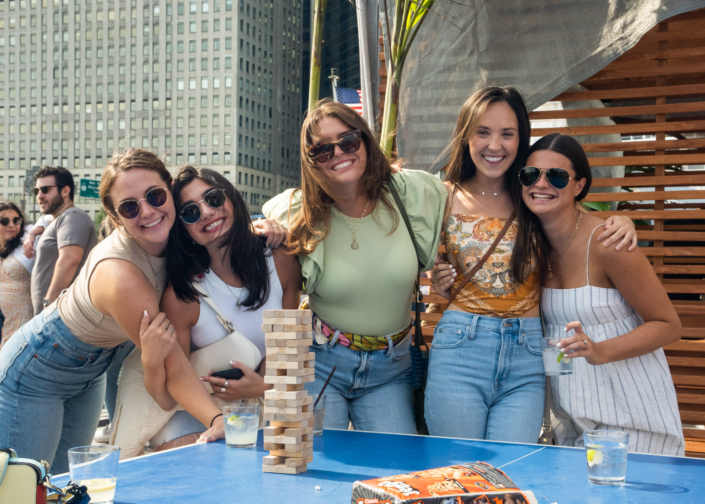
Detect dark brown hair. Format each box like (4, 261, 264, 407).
(287, 99, 397, 255)
(444, 86, 531, 193)
(510, 133, 593, 285)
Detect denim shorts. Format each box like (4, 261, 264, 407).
(0, 309, 125, 473)
(424, 311, 545, 443)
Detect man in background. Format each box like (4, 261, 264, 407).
(30, 166, 98, 314)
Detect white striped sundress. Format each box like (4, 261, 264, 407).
(541, 224, 685, 456)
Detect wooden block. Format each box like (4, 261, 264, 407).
(266, 360, 304, 370)
(265, 441, 305, 452)
(262, 309, 286, 318)
(263, 426, 285, 436)
(284, 309, 311, 317)
(264, 404, 304, 415)
(264, 395, 312, 408)
(264, 375, 303, 385)
(303, 374, 315, 383)
(262, 463, 306, 475)
(285, 457, 306, 468)
(264, 338, 313, 349)
(265, 389, 308, 400)
(284, 426, 313, 437)
(267, 446, 313, 458)
(304, 359, 314, 368)
(266, 331, 312, 340)
(283, 324, 311, 332)
(266, 367, 309, 377)
(262, 455, 284, 466)
(302, 433, 313, 442)
(263, 434, 302, 445)
(305, 455, 313, 463)
(269, 352, 314, 362)
(266, 346, 309, 355)
(264, 412, 305, 422)
(261, 324, 273, 332)
(262, 316, 312, 325)
(270, 420, 307, 428)
(274, 383, 304, 392)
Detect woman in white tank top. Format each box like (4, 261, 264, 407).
(518, 133, 684, 455)
(149, 166, 302, 451)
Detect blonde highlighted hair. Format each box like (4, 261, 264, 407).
(287, 99, 397, 255)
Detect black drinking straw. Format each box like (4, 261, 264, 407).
(313, 366, 336, 408)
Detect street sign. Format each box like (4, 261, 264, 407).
(80, 179, 100, 199)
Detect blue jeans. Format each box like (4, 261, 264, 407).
(305, 329, 417, 434)
(104, 340, 135, 423)
(425, 311, 545, 443)
(0, 310, 125, 474)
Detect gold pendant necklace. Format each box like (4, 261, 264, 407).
(548, 212, 582, 280)
(338, 199, 370, 250)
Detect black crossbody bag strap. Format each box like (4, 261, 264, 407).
(387, 178, 425, 350)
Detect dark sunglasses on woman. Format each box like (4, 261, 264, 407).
(0, 217, 22, 226)
(519, 166, 574, 190)
(116, 187, 169, 219)
(179, 188, 227, 224)
(307, 129, 362, 163)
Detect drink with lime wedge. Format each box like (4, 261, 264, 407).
(67, 446, 120, 504)
(584, 430, 629, 485)
(541, 337, 574, 376)
(223, 403, 260, 448)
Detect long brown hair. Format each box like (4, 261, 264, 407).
(99, 148, 173, 230)
(510, 133, 592, 285)
(287, 99, 397, 255)
(444, 86, 531, 191)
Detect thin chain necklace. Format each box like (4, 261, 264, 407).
(223, 280, 246, 310)
(458, 180, 501, 198)
(338, 199, 370, 250)
(548, 212, 582, 280)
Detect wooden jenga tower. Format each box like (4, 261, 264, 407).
(261, 309, 315, 474)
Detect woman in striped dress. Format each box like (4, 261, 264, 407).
(514, 133, 685, 456)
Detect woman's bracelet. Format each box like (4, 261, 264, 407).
(210, 413, 223, 427)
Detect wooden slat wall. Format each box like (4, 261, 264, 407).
(408, 8, 705, 457)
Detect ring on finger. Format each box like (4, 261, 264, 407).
(223, 379, 229, 389)
(584, 339, 588, 348)
(220, 387, 226, 393)
(160, 322, 169, 329)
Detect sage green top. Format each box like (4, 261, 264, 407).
(263, 170, 446, 336)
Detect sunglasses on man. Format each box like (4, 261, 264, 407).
(32, 185, 59, 196)
(307, 129, 362, 163)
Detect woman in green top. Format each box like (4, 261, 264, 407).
(264, 100, 446, 433)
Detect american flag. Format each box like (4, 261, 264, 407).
(337, 87, 363, 117)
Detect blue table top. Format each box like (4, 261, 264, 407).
(54, 430, 705, 503)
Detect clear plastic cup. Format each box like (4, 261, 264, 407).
(223, 403, 260, 448)
(313, 395, 326, 436)
(541, 337, 574, 376)
(67, 446, 120, 504)
(583, 430, 629, 485)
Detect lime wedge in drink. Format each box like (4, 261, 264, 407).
(587, 449, 603, 467)
(227, 414, 243, 427)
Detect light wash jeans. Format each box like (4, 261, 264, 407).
(425, 311, 545, 443)
(305, 328, 417, 434)
(0, 309, 124, 474)
(104, 340, 134, 423)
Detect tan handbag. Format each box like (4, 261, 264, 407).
(0, 449, 48, 504)
(189, 283, 262, 394)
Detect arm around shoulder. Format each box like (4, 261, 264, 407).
(272, 247, 303, 309)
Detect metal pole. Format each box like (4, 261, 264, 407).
(330, 67, 339, 102)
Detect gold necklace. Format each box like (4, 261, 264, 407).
(548, 212, 582, 280)
(338, 200, 370, 250)
(141, 250, 161, 295)
(458, 180, 501, 198)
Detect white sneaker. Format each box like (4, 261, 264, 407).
(94, 423, 113, 444)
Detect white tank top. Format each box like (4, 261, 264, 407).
(190, 252, 283, 366)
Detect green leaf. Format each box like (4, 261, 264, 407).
(581, 201, 611, 211)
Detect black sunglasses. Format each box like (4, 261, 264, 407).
(519, 166, 574, 190)
(0, 217, 22, 226)
(307, 129, 362, 163)
(32, 185, 58, 196)
(179, 188, 227, 225)
(116, 187, 169, 219)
